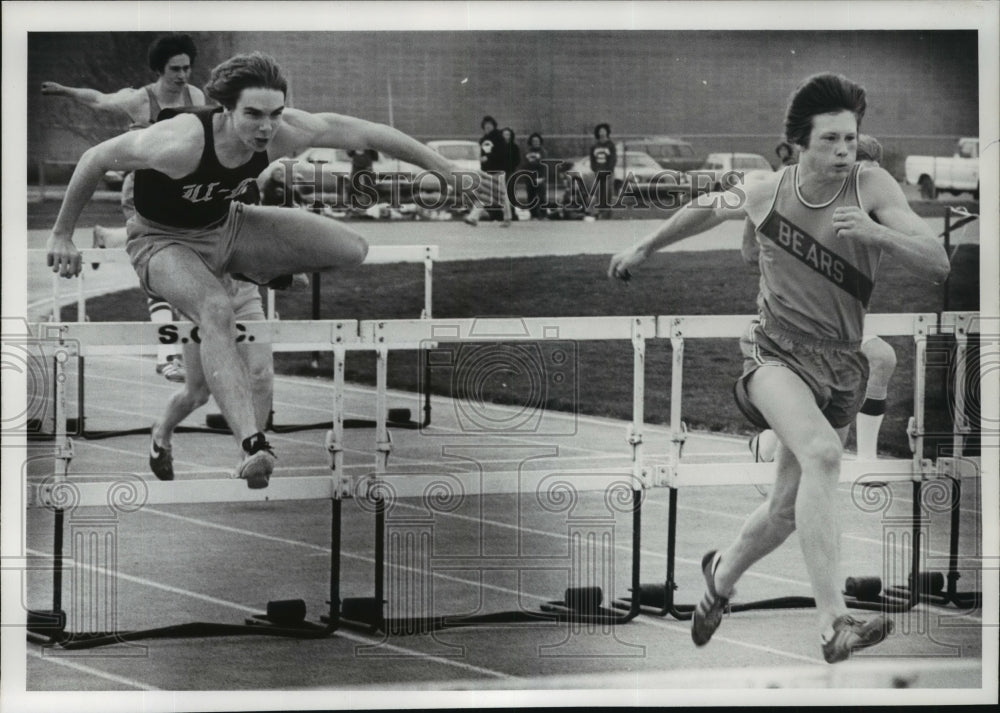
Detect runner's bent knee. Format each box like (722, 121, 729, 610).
(863, 337, 897, 382)
(246, 352, 274, 387)
(795, 432, 842, 476)
(197, 293, 238, 333)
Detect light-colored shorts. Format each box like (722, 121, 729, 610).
(226, 276, 265, 321)
(125, 201, 246, 298)
(121, 171, 136, 221)
(733, 320, 869, 430)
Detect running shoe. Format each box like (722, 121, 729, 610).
(821, 614, 894, 663)
(156, 355, 186, 383)
(691, 550, 733, 646)
(149, 429, 174, 481)
(749, 430, 778, 463)
(234, 432, 276, 490)
(463, 212, 479, 227)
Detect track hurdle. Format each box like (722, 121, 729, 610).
(24, 319, 359, 649)
(31, 245, 439, 438)
(878, 310, 983, 610)
(618, 312, 953, 618)
(328, 316, 654, 634)
(264, 244, 439, 433)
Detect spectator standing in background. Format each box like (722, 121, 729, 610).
(775, 140, 797, 168)
(523, 132, 548, 219)
(347, 148, 379, 211)
(501, 127, 521, 222)
(590, 122, 617, 219)
(466, 115, 511, 226)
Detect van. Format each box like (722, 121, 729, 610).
(620, 136, 703, 173)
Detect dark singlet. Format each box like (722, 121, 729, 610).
(133, 107, 270, 229)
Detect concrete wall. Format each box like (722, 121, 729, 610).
(27, 30, 978, 179)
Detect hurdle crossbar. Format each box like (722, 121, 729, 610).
(32, 246, 438, 321)
(28, 475, 337, 509)
(619, 312, 944, 619)
(364, 315, 649, 346)
(33, 319, 360, 355)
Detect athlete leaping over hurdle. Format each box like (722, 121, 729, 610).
(608, 73, 950, 663)
(46, 51, 499, 490)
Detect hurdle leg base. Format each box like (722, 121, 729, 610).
(321, 597, 384, 632)
(26, 608, 67, 636)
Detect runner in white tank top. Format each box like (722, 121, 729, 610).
(608, 73, 949, 663)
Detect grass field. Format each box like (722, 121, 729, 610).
(71, 243, 978, 458)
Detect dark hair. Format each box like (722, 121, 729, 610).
(501, 126, 515, 140)
(148, 34, 198, 74)
(528, 132, 543, 144)
(856, 133, 883, 164)
(784, 73, 866, 148)
(594, 123, 611, 139)
(775, 141, 794, 158)
(481, 115, 497, 131)
(204, 52, 288, 110)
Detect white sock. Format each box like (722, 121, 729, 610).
(148, 298, 178, 364)
(856, 413, 884, 459)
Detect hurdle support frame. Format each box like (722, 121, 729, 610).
(617, 312, 968, 619)
(31, 246, 439, 439)
(24, 320, 363, 649)
(329, 316, 652, 634)
(878, 311, 983, 610)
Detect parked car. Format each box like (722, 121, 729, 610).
(692, 152, 774, 193)
(371, 141, 479, 205)
(621, 136, 704, 173)
(564, 150, 689, 193)
(259, 146, 353, 204)
(103, 169, 126, 191)
(905, 137, 979, 200)
(426, 139, 480, 172)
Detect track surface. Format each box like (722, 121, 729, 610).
(16, 210, 986, 695)
(23, 353, 984, 692)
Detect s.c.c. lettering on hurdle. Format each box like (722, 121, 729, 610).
(157, 323, 254, 345)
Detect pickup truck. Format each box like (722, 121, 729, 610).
(904, 137, 979, 200)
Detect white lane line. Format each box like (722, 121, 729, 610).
(26, 546, 265, 612)
(643, 493, 977, 561)
(332, 630, 514, 679)
(142, 508, 560, 599)
(27, 648, 160, 691)
(24, 547, 514, 681)
(629, 615, 824, 664)
(137, 510, 827, 666)
(63, 373, 659, 469)
(78, 358, 679, 458)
